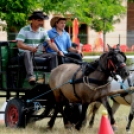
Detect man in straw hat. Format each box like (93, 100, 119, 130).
(16, 11, 63, 84)
(44, 14, 83, 64)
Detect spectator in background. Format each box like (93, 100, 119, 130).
(93, 31, 103, 52)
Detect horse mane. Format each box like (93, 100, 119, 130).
(82, 59, 99, 76)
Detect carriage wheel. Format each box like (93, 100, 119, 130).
(5, 98, 25, 128)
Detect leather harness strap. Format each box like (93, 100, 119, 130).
(70, 77, 108, 85)
(71, 65, 82, 100)
(71, 62, 99, 100)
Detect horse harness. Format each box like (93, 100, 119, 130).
(70, 61, 109, 100)
(70, 51, 127, 100)
(99, 51, 126, 80)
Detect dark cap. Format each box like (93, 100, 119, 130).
(28, 11, 49, 20)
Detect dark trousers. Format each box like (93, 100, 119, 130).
(35, 53, 58, 70)
(20, 51, 58, 80)
(58, 52, 82, 64)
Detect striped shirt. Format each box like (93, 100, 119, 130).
(16, 24, 50, 52)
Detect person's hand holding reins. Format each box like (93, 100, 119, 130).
(77, 50, 83, 57)
(30, 46, 38, 53)
(57, 50, 64, 56)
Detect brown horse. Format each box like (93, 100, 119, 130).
(48, 44, 129, 130)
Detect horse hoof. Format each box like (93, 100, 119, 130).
(45, 126, 52, 131)
(112, 124, 118, 131)
(126, 129, 132, 134)
(64, 124, 72, 129)
(88, 123, 94, 128)
(88, 125, 93, 128)
(75, 125, 81, 130)
(82, 120, 87, 127)
(46, 123, 53, 130)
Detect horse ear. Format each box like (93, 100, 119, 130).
(116, 44, 120, 51)
(107, 44, 112, 51)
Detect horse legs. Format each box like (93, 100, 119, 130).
(47, 103, 61, 128)
(126, 112, 133, 132)
(63, 103, 82, 126)
(111, 101, 120, 114)
(75, 103, 89, 130)
(47, 102, 72, 129)
(88, 100, 119, 128)
(62, 103, 74, 128)
(102, 97, 117, 130)
(42, 103, 55, 118)
(126, 97, 134, 132)
(88, 102, 101, 128)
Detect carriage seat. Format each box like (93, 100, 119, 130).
(8, 54, 52, 72)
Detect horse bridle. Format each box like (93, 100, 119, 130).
(108, 52, 126, 70)
(99, 51, 127, 79)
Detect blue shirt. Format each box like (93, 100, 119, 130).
(44, 28, 72, 54)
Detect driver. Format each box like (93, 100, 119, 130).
(16, 11, 63, 84)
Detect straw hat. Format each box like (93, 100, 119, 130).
(50, 14, 67, 27)
(28, 11, 49, 20)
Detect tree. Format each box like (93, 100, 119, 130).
(0, 0, 126, 43)
(88, 0, 126, 50)
(42, 0, 126, 37)
(42, 0, 126, 51)
(0, 0, 42, 32)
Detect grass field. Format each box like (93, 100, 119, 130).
(0, 99, 133, 134)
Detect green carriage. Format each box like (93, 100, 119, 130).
(0, 41, 54, 128)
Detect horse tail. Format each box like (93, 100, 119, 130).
(87, 102, 101, 119)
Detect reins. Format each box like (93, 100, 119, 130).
(26, 61, 101, 103)
(26, 80, 71, 103)
(27, 50, 128, 103)
(83, 76, 112, 90)
(61, 55, 83, 64)
(26, 55, 84, 103)
(71, 65, 82, 99)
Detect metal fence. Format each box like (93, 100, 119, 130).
(127, 31, 134, 49)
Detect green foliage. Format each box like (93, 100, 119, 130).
(0, 0, 127, 34)
(89, 0, 126, 33)
(0, 0, 42, 32)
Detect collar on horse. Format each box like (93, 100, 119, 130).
(70, 62, 109, 99)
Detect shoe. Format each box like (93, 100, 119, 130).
(28, 77, 36, 85)
(37, 78, 44, 84)
(28, 77, 36, 82)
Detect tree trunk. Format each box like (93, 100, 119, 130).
(103, 32, 106, 51)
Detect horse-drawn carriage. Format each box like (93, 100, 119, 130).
(0, 41, 133, 131)
(0, 41, 60, 128)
